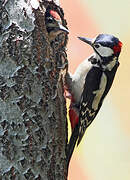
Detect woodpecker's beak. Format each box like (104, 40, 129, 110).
(58, 23, 69, 33)
(78, 37, 93, 46)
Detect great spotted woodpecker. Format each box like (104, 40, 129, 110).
(66, 34, 122, 166)
(45, 9, 69, 41)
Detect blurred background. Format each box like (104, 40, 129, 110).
(60, 0, 130, 179)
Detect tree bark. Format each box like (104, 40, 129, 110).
(0, 0, 68, 179)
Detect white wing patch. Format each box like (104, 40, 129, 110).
(92, 72, 107, 111)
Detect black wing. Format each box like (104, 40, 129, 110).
(77, 67, 103, 145)
(77, 63, 119, 145)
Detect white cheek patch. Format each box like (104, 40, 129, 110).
(96, 46, 114, 57)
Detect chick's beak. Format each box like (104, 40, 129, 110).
(58, 23, 69, 33)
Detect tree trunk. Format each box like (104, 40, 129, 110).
(0, 0, 68, 179)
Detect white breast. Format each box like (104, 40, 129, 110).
(71, 57, 93, 103)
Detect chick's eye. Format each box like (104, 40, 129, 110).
(94, 44, 100, 48)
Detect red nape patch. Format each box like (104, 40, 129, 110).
(69, 108, 79, 131)
(50, 10, 61, 21)
(113, 41, 123, 55)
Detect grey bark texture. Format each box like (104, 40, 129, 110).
(0, 0, 68, 179)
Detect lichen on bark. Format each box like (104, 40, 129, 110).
(0, 0, 68, 179)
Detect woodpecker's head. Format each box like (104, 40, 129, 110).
(78, 34, 122, 60)
(45, 9, 69, 41)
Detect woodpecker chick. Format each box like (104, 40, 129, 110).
(45, 9, 69, 41)
(66, 34, 122, 167)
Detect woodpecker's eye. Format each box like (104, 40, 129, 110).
(94, 44, 100, 48)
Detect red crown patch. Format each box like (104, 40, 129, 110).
(50, 10, 61, 21)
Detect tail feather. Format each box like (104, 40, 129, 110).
(66, 124, 79, 169)
(76, 126, 85, 146)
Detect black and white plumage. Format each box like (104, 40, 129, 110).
(77, 57, 119, 145)
(66, 34, 122, 167)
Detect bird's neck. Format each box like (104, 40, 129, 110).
(93, 53, 118, 71)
